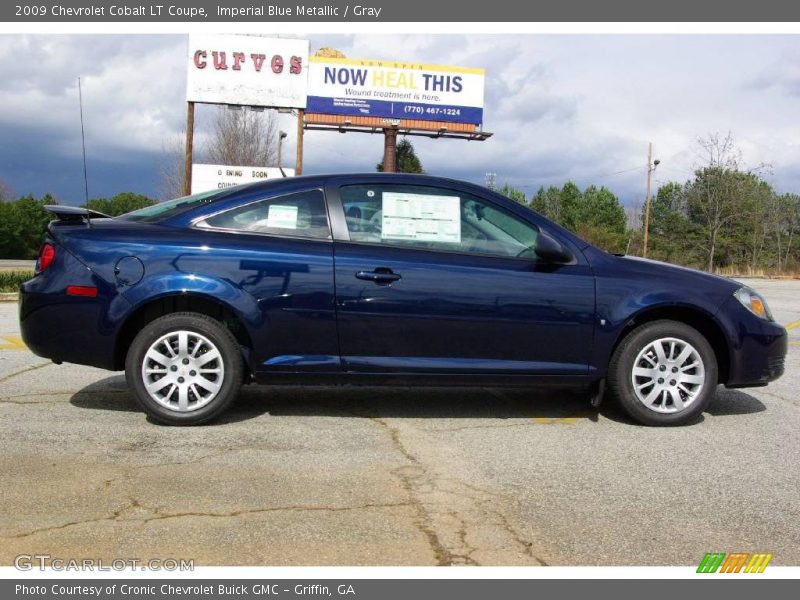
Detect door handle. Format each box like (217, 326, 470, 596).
(355, 268, 401, 285)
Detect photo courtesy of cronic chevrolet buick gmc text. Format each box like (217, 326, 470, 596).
(19, 174, 787, 425)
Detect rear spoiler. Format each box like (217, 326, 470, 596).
(44, 205, 112, 226)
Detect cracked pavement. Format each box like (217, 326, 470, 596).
(0, 279, 799, 566)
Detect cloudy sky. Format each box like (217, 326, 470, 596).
(0, 34, 799, 206)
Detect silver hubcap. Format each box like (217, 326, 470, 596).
(631, 337, 705, 414)
(141, 330, 224, 412)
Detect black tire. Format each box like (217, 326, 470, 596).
(607, 320, 718, 426)
(125, 312, 243, 425)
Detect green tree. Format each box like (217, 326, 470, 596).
(731, 176, 775, 271)
(529, 182, 583, 229)
(572, 186, 627, 253)
(87, 192, 156, 216)
(496, 184, 527, 204)
(0, 201, 17, 258)
(644, 182, 701, 266)
(529, 182, 627, 252)
(376, 138, 424, 173)
(774, 193, 800, 271)
(530, 185, 563, 221)
(577, 186, 626, 233)
(684, 133, 756, 272)
(558, 182, 583, 231)
(0, 194, 53, 259)
(0, 192, 156, 259)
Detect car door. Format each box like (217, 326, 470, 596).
(192, 187, 340, 372)
(327, 178, 596, 377)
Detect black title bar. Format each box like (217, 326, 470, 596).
(4, 0, 800, 22)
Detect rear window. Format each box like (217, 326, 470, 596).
(197, 189, 330, 239)
(119, 187, 236, 222)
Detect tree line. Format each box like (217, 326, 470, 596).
(0, 192, 154, 259)
(1, 132, 798, 274)
(494, 134, 800, 275)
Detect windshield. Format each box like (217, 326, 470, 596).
(119, 187, 235, 222)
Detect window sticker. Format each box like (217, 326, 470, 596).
(381, 192, 461, 243)
(266, 204, 299, 229)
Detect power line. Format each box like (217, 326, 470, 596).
(491, 164, 648, 190)
(594, 165, 648, 179)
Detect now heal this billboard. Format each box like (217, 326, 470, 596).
(307, 56, 485, 125)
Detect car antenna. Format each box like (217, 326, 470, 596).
(78, 77, 90, 208)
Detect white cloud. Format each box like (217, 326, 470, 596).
(0, 33, 799, 202)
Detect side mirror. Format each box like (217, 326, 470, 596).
(534, 231, 574, 264)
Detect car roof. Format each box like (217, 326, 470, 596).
(225, 172, 481, 195)
(153, 173, 494, 228)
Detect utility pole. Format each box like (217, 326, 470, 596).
(641, 142, 660, 258)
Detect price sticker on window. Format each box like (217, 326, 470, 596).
(381, 193, 461, 243)
(266, 205, 299, 229)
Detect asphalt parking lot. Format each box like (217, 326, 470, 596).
(0, 279, 798, 566)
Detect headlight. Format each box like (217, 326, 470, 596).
(733, 287, 773, 321)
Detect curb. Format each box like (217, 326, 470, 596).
(0, 293, 18, 303)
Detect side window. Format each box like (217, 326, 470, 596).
(198, 189, 330, 239)
(340, 184, 539, 259)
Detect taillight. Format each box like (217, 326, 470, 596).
(37, 243, 55, 272)
(66, 285, 98, 298)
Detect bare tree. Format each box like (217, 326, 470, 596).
(156, 131, 188, 201)
(775, 193, 800, 271)
(0, 179, 14, 201)
(687, 133, 752, 272)
(205, 107, 278, 167)
(157, 107, 279, 200)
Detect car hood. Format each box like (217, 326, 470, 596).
(614, 254, 741, 292)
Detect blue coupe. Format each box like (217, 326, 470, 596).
(19, 174, 786, 425)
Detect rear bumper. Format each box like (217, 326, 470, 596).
(20, 285, 118, 370)
(720, 297, 787, 388)
(18, 249, 124, 371)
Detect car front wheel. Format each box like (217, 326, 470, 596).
(607, 320, 718, 426)
(125, 312, 243, 425)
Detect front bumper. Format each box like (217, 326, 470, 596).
(720, 296, 787, 388)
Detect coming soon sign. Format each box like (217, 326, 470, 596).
(191, 164, 294, 194)
(306, 56, 485, 125)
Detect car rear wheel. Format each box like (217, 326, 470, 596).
(607, 320, 718, 426)
(125, 312, 243, 425)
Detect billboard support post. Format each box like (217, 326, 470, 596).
(296, 109, 305, 175)
(183, 101, 195, 196)
(382, 128, 398, 173)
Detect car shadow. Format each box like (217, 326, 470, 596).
(69, 375, 767, 427)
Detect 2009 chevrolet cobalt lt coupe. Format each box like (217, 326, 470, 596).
(20, 174, 786, 425)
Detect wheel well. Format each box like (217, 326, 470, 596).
(611, 306, 730, 384)
(114, 294, 253, 371)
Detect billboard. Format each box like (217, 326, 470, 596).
(186, 34, 309, 108)
(306, 56, 485, 125)
(191, 164, 294, 194)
